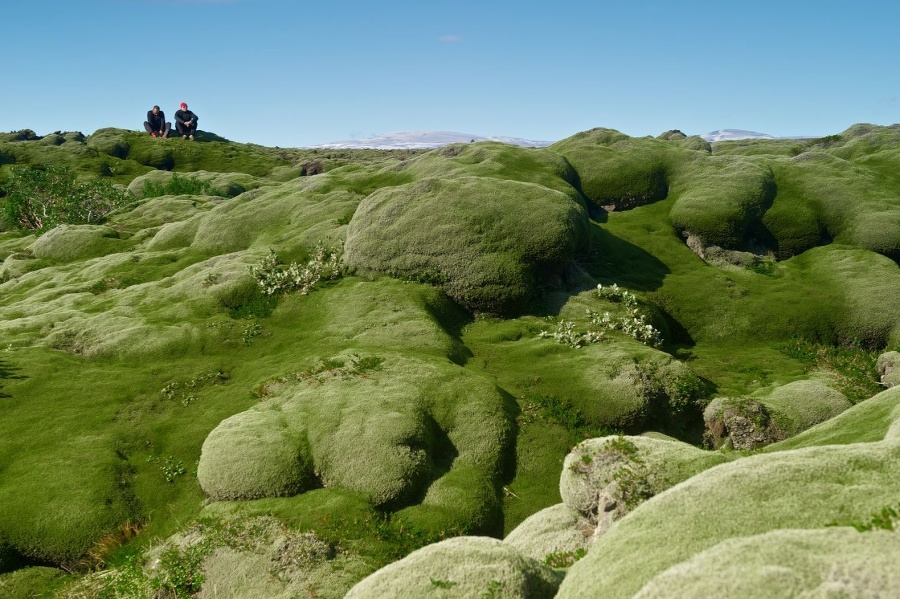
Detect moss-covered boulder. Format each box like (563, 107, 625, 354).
(552, 129, 671, 212)
(756, 379, 852, 436)
(703, 396, 786, 449)
(344, 176, 588, 314)
(198, 353, 513, 530)
(345, 536, 564, 599)
(632, 527, 900, 598)
(559, 436, 729, 538)
(503, 503, 591, 562)
(670, 158, 776, 249)
(29, 224, 129, 262)
(878, 351, 900, 388)
(557, 392, 900, 598)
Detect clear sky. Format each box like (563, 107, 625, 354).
(3, 0, 898, 147)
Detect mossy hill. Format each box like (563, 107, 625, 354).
(0, 124, 898, 597)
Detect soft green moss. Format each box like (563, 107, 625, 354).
(634, 528, 900, 598)
(557, 432, 900, 598)
(345, 176, 588, 314)
(345, 536, 564, 599)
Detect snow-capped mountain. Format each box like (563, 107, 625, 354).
(310, 128, 797, 149)
(310, 131, 554, 150)
(700, 129, 777, 142)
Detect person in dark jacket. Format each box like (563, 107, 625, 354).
(143, 105, 171, 138)
(174, 102, 199, 140)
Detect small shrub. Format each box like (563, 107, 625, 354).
(593, 284, 664, 347)
(537, 319, 605, 349)
(149, 544, 209, 595)
(250, 242, 343, 296)
(2, 164, 133, 231)
(241, 320, 262, 346)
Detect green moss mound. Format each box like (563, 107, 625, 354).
(344, 536, 564, 599)
(878, 351, 900, 388)
(344, 176, 588, 314)
(670, 158, 776, 248)
(553, 130, 673, 211)
(403, 141, 581, 196)
(767, 386, 900, 450)
(633, 528, 900, 598)
(29, 224, 129, 262)
(198, 353, 513, 529)
(757, 379, 852, 436)
(559, 436, 730, 536)
(0, 566, 70, 597)
(197, 409, 317, 501)
(503, 503, 590, 562)
(556, 426, 900, 598)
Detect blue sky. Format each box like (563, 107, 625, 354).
(4, 0, 898, 147)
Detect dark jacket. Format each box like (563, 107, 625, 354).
(175, 109, 198, 126)
(147, 110, 166, 130)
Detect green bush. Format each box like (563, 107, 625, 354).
(1, 164, 133, 231)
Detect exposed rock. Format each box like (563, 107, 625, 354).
(878, 351, 900, 388)
(703, 397, 786, 450)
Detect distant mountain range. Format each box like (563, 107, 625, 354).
(699, 129, 777, 142)
(310, 129, 789, 150)
(310, 131, 554, 150)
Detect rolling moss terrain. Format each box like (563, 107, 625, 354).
(0, 124, 898, 597)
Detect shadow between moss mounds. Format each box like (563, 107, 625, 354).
(580, 226, 670, 292)
(0, 358, 25, 399)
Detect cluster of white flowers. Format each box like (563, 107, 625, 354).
(537, 320, 605, 349)
(596, 283, 638, 307)
(250, 243, 342, 296)
(591, 283, 664, 348)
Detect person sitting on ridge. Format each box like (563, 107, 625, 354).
(143, 105, 171, 138)
(174, 102, 199, 140)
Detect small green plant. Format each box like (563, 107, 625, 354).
(431, 578, 458, 589)
(519, 391, 620, 441)
(777, 338, 881, 402)
(843, 504, 900, 532)
(480, 580, 503, 598)
(241, 320, 263, 346)
(160, 456, 187, 483)
(591, 284, 665, 347)
(161, 370, 228, 406)
(537, 319, 605, 349)
(250, 242, 343, 296)
(544, 548, 587, 568)
(746, 255, 776, 275)
(149, 543, 209, 595)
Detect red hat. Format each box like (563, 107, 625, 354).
(180, 102, 187, 109)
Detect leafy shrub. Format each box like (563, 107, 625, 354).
(250, 243, 342, 296)
(150, 544, 209, 595)
(1, 165, 133, 231)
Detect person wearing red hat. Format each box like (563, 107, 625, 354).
(174, 102, 199, 140)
